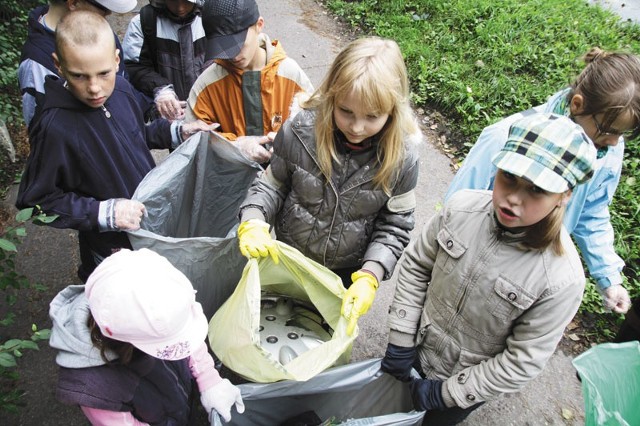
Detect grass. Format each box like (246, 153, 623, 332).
(325, 0, 640, 334)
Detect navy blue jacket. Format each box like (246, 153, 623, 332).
(16, 75, 172, 259)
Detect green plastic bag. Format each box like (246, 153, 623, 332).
(209, 241, 357, 383)
(572, 341, 640, 426)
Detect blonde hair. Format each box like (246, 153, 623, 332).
(302, 37, 418, 194)
(521, 200, 567, 256)
(55, 10, 115, 66)
(569, 47, 640, 138)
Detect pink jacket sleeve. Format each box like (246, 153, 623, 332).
(81, 406, 149, 425)
(189, 342, 223, 391)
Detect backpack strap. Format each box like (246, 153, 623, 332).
(140, 5, 158, 67)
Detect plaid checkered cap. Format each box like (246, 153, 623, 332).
(202, 0, 260, 60)
(86, 249, 208, 361)
(93, 0, 137, 13)
(492, 113, 596, 193)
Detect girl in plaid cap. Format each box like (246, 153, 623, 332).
(446, 47, 640, 316)
(382, 113, 596, 424)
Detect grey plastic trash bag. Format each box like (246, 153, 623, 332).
(211, 358, 425, 426)
(572, 341, 640, 426)
(128, 131, 260, 318)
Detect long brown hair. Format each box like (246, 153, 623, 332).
(302, 37, 419, 195)
(87, 314, 136, 365)
(521, 201, 567, 256)
(568, 47, 640, 139)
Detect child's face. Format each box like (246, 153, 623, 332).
(492, 170, 570, 231)
(54, 40, 120, 109)
(228, 19, 264, 71)
(334, 90, 390, 144)
(165, 0, 196, 18)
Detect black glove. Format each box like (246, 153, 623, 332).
(410, 378, 446, 411)
(381, 343, 416, 382)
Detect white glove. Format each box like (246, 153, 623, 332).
(106, 198, 145, 231)
(235, 135, 272, 163)
(200, 379, 245, 422)
(601, 284, 631, 314)
(154, 85, 185, 121)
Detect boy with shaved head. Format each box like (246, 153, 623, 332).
(18, 0, 137, 127)
(16, 11, 215, 282)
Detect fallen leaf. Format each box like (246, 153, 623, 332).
(562, 408, 574, 420)
(568, 333, 580, 341)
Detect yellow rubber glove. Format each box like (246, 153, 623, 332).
(341, 270, 378, 336)
(237, 219, 279, 264)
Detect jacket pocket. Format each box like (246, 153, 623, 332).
(434, 227, 466, 274)
(490, 277, 535, 321)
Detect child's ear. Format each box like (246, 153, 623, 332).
(569, 94, 585, 116)
(114, 49, 121, 69)
(559, 190, 572, 207)
(52, 52, 62, 75)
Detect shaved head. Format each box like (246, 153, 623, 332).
(55, 10, 115, 66)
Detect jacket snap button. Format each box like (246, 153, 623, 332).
(398, 309, 406, 318)
(457, 373, 466, 383)
(508, 292, 517, 301)
(446, 240, 453, 249)
(466, 394, 476, 402)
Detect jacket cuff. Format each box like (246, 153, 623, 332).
(361, 261, 384, 283)
(445, 368, 483, 409)
(388, 330, 415, 347)
(596, 275, 622, 290)
(387, 302, 422, 335)
(239, 206, 267, 223)
(441, 381, 458, 408)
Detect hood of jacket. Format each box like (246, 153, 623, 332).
(49, 285, 117, 368)
(20, 5, 58, 74)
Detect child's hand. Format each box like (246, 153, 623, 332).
(381, 343, 417, 382)
(601, 284, 631, 313)
(113, 199, 146, 231)
(180, 120, 219, 140)
(341, 270, 378, 335)
(154, 86, 184, 121)
(235, 135, 272, 163)
(237, 219, 279, 263)
(200, 379, 245, 422)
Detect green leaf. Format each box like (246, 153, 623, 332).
(0, 238, 17, 252)
(14, 208, 34, 222)
(20, 341, 39, 350)
(0, 352, 17, 368)
(15, 227, 26, 237)
(33, 215, 59, 224)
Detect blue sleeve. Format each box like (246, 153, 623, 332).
(568, 142, 625, 289)
(444, 120, 507, 201)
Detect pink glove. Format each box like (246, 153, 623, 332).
(602, 284, 631, 314)
(200, 379, 245, 422)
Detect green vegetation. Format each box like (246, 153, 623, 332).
(1, 208, 55, 413)
(326, 0, 640, 324)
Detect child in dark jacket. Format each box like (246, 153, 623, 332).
(382, 113, 596, 425)
(16, 10, 215, 282)
(50, 248, 244, 424)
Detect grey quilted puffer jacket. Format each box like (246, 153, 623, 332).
(240, 109, 420, 280)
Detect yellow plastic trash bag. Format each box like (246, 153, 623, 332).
(572, 341, 640, 426)
(209, 241, 357, 383)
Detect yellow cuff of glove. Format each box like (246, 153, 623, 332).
(341, 270, 379, 335)
(237, 219, 279, 264)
